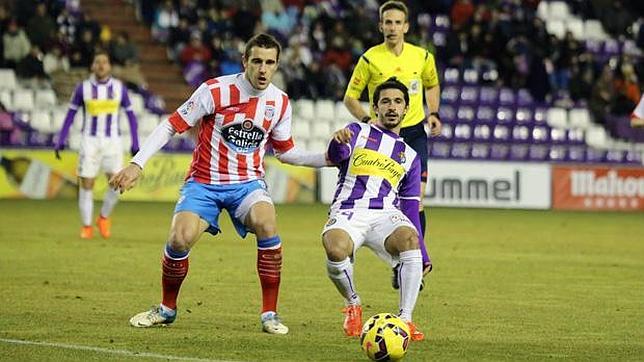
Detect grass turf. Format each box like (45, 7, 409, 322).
(0, 199, 642, 361)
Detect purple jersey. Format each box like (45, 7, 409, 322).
(327, 122, 421, 214)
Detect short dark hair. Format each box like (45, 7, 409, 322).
(379, 1, 409, 20)
(373, 77, 409, 107)
(244, 33, 282, 61)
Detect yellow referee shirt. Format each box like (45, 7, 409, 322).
(345, 42, 439, 128)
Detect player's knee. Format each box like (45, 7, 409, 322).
(387, 228, 419, 254)
(322, 232, 351, 261)
(168, 225, 198, 250)
(252, 219, 277, 238)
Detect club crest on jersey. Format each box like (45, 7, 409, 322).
(222, 119, 265, 153)
(264, 106, 276, 119)
(390, 214, 404, 223)
(180, 100, 195, 117)
(398, 151, 406, 163)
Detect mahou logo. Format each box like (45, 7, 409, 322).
(553, 166, 644, 211)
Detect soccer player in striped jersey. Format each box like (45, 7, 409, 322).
(54, 50, 140, 240)
(110, 33, 328, 334)
(324, 77, 429, 341)
(343, 1, 440, 287)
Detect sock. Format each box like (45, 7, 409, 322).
(100, 187, 119, 218)
(161, 243, 190, 310)
(78, 188, 93, 226)
(257, 236, 282, 313)
(326, 257, 360, 306)
(398, 249, 422, 321)
(419, 209, 426, 238)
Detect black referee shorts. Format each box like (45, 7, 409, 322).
(399, 121, 428, 183)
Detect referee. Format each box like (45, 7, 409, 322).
(343, 0, 441, 284)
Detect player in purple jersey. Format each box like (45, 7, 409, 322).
(322, 77, 429, 341)
(54, 50, 139, 239)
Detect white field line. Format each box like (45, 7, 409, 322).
(0, 338, 237, 361)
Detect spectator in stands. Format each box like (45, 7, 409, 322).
(178, 0, 199, 23)
(152, 0, 179, 42)
(56, 8, 77, 44)
(589, 64, 615, 124)
(179, 33, 212, 66)
(3, 19, 31, 69)
(233, 3, 260, 40)
(110, 32, 139, 66)
(450, 0, 474, 29)
(43, 45, 70, 75)
(601, 0, 632, 37)
(168, 17, 191, 60)
(26, 3, 56, 49)
(612, 60, 641, 115)
(70, 29, 97, 68)
(17, 45, 49, 88)
(77, 12, 101, 40)
(0, 5, 9, 34)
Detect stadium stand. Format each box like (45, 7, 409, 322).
(0, 0, 642, 164)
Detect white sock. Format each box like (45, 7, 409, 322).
(398, 249, 422, 322)
(100, 187, 119, 218)
(78, 188, 93, 226)
(326, 257, 360, 305)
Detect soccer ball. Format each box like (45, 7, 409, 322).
(360, 313, 410, 361)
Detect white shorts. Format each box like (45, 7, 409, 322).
(77, 136, 123, 178)
(321, 208, 417, 265)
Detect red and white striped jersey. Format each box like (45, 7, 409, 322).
(168, 73, 295, 184)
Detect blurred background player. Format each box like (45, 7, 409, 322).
(324, 77, 428, 341)
(54, 50, 139, 239)
(343, 1, 439, 285)
(631, 95, 644, 127)
(110, 33, 328, 334)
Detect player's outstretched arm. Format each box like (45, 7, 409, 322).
(109, 163, 142, 194)
(275, 144, 330, 167)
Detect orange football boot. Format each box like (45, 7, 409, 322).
(342, 305, 363, 337)
(80, 225, 93, 239)
(96, 216, 111, 239)
(406, 321, 425, 341)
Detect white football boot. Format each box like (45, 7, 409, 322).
(129, 305, 176, 328)
(261, 311, 289, 334)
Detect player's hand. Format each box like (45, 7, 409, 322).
(130, 146, 139, 157)
(423, 262, 432, 276)
(427, 114, 442, 137)
(109, 163, 142, 194)
(332, 128, 353, 144)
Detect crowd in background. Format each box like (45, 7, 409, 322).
(131, 0, 643, 123)
(0, 0, 641, 125)
(0, 0, 143, 88)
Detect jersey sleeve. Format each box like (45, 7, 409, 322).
(269, 95, 295, 154)
(327, 122, 361, 165)
(421, 50, 439, 88)
(69, 83, 84, 110)
(344, 55, 371, 100)
(399, 155, 421, 200)
(167, 82, 215, 134)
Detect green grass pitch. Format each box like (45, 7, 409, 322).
(0, 199, 642, 361)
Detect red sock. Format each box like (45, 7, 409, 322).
(257, 247, 282, 313)
(161, 255, 189, 310)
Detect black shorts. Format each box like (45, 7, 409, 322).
(400, 121, 428, 183)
